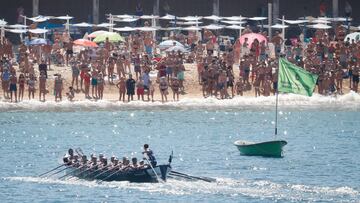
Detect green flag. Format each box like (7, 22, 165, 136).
(278, 58, 318, 96)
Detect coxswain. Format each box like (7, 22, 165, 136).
(142, 144, 157, 167)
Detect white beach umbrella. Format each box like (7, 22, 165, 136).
(72, 22, 94, 27)
(8, 24, 28, 29)
(179, 16, 202, 21)
(6, 29, 27, 34)
(113, 27, 136, 32)
(344, 32, 360, 42)
(0, 20, 7, 26)
(311, 19, 331, 24)
(28, 15, 50, 23)
(183, 26, 202, 31)
(160, 27, 182, 31)
(221, 20, 246, 25)
(332, 17, 352, 22)
(136, 27, 158, 32)
(165, 45, 189, 53)
(225, 25, 245, 30)
(203, 15, 223, 21)
(161, 14, 176, 20)
(140, 15, 159, 19)
(96, 23, 115, 28)
(271, 24, 289, 29)
(224, 16, 247, 21)
(114, 14, 134, 19)
(282, 19, 308, 24)
(159, 40, 184, 49)
(116, 18, 139, 22)
(182, 21, 203, 25)
(248, 17, 267, 21)
(308, 23, 331, 29)
(54, 16, 74, 20)
(202, 24, 224, 30)
(29, 28, 48, 34)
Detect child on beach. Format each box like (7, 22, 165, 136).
(66, 86, 75, 101)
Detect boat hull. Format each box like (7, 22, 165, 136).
(234, 140, 287, 157)
(66, 164, 171, 183)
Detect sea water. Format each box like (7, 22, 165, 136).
(0, 93, 360, 202)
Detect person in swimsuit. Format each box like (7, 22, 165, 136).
(126, 74, 136, 102)
(116, 77, 126, 102)
(66, 86, 75, 101)
(159, 77, 168, 103)
(2, 68, 10, 99)
(91, 69, 98, 99)
(148, 80, 155, 102)
(136, 79, 145, 101)
(71, 59, 80, 90)
(83, 71, 91, 99)
(39, 71, 47, 101)
(171, 77, 180, 101)
(18, 73, 25, 101)
(9, 72, 17, 102)
(27, 74, 36, 100)
(54, 74, 63, 101)
(97, 73, 105, 100)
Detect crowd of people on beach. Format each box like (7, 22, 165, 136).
(0, 19, 359, 103)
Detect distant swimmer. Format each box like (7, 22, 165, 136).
(142, 144, 157, 167)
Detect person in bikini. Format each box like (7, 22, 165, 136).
(18, 73, 25, 101)
(116, 77, 126, 102)
(39, 71, 47, 101)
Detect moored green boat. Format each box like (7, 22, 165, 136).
(234, 140, 287, 157)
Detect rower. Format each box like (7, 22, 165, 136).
(81, 155, 88, 165)
(90, 154, 98, 168)
(142, 144, 157, 167)
(130, 157, 138, 169)
(68, 148, 75, 160)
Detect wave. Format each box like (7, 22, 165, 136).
(3, 176, 359, 202)
(1, 92, 360, 112)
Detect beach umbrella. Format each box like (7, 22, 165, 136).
(239, 33, 267, 45)
(136, 27, 158, 32)
(271, 24, 289, 29)
(225, 25, 245, 30)
(6, 29, 27, 34)
(182, 21, 203, 25)
(332, 17, 352, 22)
(158, 40, 184, 50)
(28, 15, 50, 23)
(203, 15, 223, 21)
(8, 24, 28, 29)
(93, 32, 124, 43)
(0, 20, 7, 26)
(160, 27, 182, 31)
(344, 32, 360, 42)
(183, 26, 202, 31)
(165, 45, 189, 53)
(29, 38, 49, 46)
(72, 22, 94, 27)
(140, 15, 159, 19)
(311, 19, 331, 24)
(161, 14, 176, 20)
(88, 30, 108, 38)
(113, 27, 136, 32)
(282, 19, 308, 24)
(96, 23, 115, 28)
(308, 23, 331, 29)
(202, 24, 224, 30)
(54, 16, 74, 20)
(248, 17, 267, 21)
(221, 20, 246, 25)
(74, 39, 98, 47)
(116, 18, 139, 23)
(29, 28, 48, 34)
(179, 16, 202, 21)
(224, 16, 247, 21)
(114, 14, 134, 19)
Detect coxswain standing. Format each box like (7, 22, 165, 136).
(142, 144, 157, 167)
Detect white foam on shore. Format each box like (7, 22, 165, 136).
(4, 176, 359, 202)
(1, 92, 360, 112)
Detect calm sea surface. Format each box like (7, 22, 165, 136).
(0, 104, 359, 202)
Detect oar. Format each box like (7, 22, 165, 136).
(46, 165, 73, 177)
(97, 167, 123, 184)
(169, 171, 216, 182)
(143, 155, 162, 182)
(74, 164, 101, 177)
(83, 165, 110, 179)
(58, 165, 87, 179)
(92, 165, 118, 179)
(38, 164, 65, 177)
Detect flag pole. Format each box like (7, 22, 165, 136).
(274, 59, 279, 139)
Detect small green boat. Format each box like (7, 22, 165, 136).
(234, 140, 287, 157)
